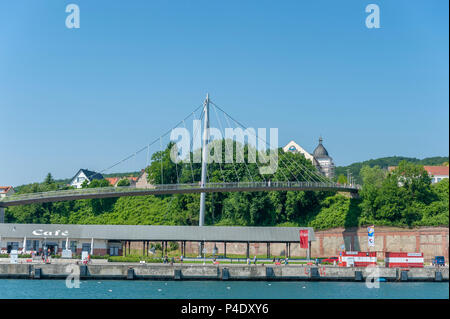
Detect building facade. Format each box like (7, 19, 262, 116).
(388, 165, 449, 184)
(0, 186, 15, 198)
(423, 166, 449, 184)
(135, 169, 154, 188)
(69, 169, 104, 189)
(284, 137, 335, 178)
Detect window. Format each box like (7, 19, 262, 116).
(7, 242, 19, 253)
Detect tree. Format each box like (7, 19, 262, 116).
(337, 174, 347, 184)
(117, 179, 131, 187)
(44, 173, 54, 185)
(146, 142, 179, 185)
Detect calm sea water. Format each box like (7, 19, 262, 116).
(0, 280, 448, 299)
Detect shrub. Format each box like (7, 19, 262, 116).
(90, 255, 110, 259)
(107, 256, 163, 263)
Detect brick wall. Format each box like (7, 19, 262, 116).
(113, 227, 449, 262)
(178, 227, 449, 261)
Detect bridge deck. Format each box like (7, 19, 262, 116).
(0, 182, 360, 207)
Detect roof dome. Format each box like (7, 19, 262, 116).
(313, 137, 330, 158)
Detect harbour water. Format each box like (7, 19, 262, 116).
(0, 279, 448, 299)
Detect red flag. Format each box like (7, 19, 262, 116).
(300, 230, 309, 249)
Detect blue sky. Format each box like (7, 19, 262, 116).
(0, 0, 448, 187)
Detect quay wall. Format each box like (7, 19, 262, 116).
(0, 263, 448, 282)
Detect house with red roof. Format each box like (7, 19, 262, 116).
(0, 186, 15, 198)
(105, 176, 138, 187)
(423, 166, 449, 184)
(388, 165, 449, 184)
(105, 177, 119, 187)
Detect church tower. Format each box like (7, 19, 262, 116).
(312, 137, 335, 178)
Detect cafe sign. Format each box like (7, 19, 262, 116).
(32, 229, 69, 237)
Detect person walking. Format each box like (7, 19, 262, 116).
(253, 255, 257, 265)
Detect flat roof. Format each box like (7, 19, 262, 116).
(0, 223, 315, 243)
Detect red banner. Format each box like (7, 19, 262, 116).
(299, 230, 309, 249)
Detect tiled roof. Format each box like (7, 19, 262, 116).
(0, 186, 13, 194)
(388, 165, 449, 177)
(423, 166, 449, 176)
(70, 169, 104, 184)
(80, 169, 103, 180)
(105, 177, 119, 186)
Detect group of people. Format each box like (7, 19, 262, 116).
(246, 256, 258, 265)
(272, 257, 289, 265)
(29, 249, 52, 263)
(163, 255, 176, 265)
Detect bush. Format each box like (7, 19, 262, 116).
(107, 255, 163, 263)
(90, 255, 110, 259)
(168, 241, 179, 251)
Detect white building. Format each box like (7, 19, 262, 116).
(388, 165, 449, 185)
(284, 137, 335, 178)
(0, 186, 15, 198)
(423, 166, 448, 184)
(69, 169, 104, 189)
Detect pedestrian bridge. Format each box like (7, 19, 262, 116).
(0, 181, 360, 207)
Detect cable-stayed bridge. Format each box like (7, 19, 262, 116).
(0, 95, 360, 222)
(0, 181, 359, 207)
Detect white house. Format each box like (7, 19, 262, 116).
(0, 186, 15, 198)
(69, 169, 104, 189)
(423, 166, 449, 184)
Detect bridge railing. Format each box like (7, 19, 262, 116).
(0, 181, 361, 204)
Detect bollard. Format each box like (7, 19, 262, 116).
(80, 265, 88, 277)
(127, 268, 135, 280)
(435, 271, 443, 282)
(400, 270, 408, 281)
(222, 268, 230, 280)
(354, 271, 363, 281)
(266, 267, 275, 279)
(34, 268, 42, 279)
(174, 269, 182, 280)
(310, 267, 320, 279)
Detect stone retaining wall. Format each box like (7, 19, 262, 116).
(0, 263, 447, 282)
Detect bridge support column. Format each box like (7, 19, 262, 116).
(224, 242, 227, 258)
(349, 191, 359, 199)
(0, 207, 4, 223)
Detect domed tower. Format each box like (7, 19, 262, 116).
(312, 137, 335, 178)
